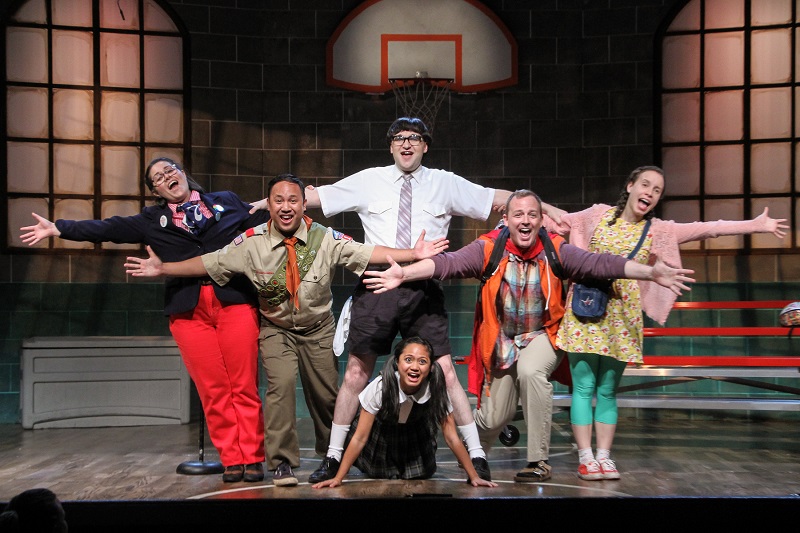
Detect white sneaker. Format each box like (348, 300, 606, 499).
(598, 458, 620, 480)
(577, 460, 603, 480)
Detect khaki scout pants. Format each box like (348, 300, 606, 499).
(259, 313, 338, 470)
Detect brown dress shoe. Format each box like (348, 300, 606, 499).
(243, 462, 264, 482)
(222, 464, 244, 483)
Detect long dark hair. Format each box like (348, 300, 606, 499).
(607, 165, 664, 226)
(144, 157, 206, 207)
(377, 337, 449, 434)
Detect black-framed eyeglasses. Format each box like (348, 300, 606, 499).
(151, 165, 179, 187)
(391, 134, 424, 146)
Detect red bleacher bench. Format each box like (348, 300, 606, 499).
(552, 300, 800, 411)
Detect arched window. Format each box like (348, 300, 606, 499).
(2, 0, 189, 251)
(657, 0, 796, 251)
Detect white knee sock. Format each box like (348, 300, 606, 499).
(457, 422, 486, 459)
(326, 423, 350, 461)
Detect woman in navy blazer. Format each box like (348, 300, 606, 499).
(21, 157, 270, 483)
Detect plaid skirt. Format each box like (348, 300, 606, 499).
(350, 403, 438, 480)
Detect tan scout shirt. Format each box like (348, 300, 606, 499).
(201, 221, 373, 331)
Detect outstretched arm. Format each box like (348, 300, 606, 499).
(312, 408, 375, 489)
(623, 258, 695, 296)
(368, 229, 448, 264)
(20, 213, 61, 246)
(124, 246, 208, 278)
(362, 256, 436, 293)
(442, 414, 497, 488)
(675, 206, 789, 244)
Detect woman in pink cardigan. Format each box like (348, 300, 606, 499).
(548, 165, 788, 481)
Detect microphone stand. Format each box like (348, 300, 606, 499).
(176, 412, 223, 475)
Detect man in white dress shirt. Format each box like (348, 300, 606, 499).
(305, 117, 562, 483)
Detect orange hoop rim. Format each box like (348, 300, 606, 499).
(388, 78, 454, 89)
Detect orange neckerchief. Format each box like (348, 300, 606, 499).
(270, 216, 313, 310)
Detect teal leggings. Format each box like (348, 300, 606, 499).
(568, 352, 628, 426)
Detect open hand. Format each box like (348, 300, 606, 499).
(363, 257, 404, 293)
(312, 478, 342, 489)
(468, 477, 498, 488)
(124, 246, 165, 277)
(248, 198, 268, 214)
(19, 212, 59, 246)
(756, 207, 789, 239)
(651, 258, 695, 296)
(412, 229, 448, 260)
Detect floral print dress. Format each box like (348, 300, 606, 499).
(556, 209, 653, 363)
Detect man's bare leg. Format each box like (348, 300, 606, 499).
(437, 354, 491, 480)
(333, 353, 376, 423)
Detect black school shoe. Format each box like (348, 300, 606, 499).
(471, 457, 492, 482)
(308, 456, 340, 483)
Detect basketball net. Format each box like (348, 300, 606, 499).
(389, 77, 453, 133)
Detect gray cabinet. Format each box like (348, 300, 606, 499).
(21, 336, 190, 428)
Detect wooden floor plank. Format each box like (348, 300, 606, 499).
(2, 411, 800, 530)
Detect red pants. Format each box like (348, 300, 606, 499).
(170, 286, 264, 467)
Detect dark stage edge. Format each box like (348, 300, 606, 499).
(59, 496, 800, 531)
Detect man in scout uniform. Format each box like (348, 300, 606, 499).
(125, 173, 448, 486)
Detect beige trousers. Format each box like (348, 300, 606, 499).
(473, 332, 562, 463)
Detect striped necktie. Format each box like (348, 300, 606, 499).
(395, 174, 413, 249)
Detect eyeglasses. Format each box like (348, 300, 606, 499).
(391, 134, 425, 146)
(151, 165, 179, 187)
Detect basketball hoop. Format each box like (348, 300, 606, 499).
(389, 77, 453, 133)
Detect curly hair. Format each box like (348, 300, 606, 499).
(607, 165, 664, 226)
(377, 337, 449, 434)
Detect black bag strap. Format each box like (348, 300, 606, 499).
(628, 219, 652, 260)
(538, 227, 566, 280)
(480, 226, 509, 288)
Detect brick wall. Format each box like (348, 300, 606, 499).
(2, 0, 798, 423)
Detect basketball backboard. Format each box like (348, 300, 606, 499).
(326, 0, 517, 94)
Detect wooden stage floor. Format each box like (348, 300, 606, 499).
(2, 409, 799, 531)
